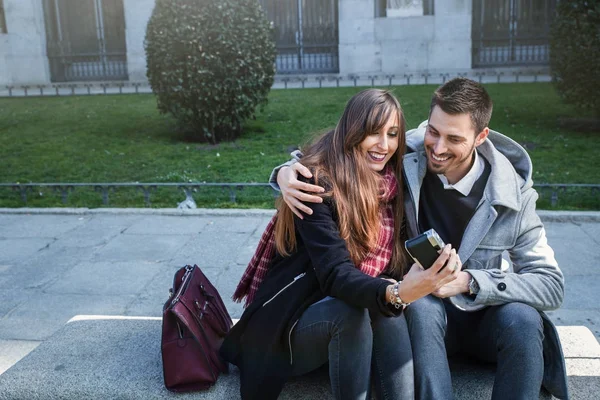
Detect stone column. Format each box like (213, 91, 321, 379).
(428, 0, 471, 71)
(0, 0, 51, 85)
(338, 0, 381, 75)
(123, 0, 155, 82)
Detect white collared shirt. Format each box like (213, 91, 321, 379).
(437, 150, 485, 196)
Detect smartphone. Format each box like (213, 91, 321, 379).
(405, 229, 446, 269)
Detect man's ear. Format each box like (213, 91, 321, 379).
(474, 127, 489, 147)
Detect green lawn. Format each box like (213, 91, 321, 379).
(1, 83, 598, 209)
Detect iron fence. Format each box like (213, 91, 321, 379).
(0, 68, 552, 97)
(0, 183, 278, 208)
(46, 53, 128, 82)
(0, 183, 598, 209)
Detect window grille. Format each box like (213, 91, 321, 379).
(472, 0, 557, 67)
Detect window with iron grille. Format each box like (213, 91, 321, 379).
(472, 0, 557, 67)
(0, 0, 7, 34)
(376, 0, 434, 18)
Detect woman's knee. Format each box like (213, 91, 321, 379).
(371, 311, 409, 339)
(371, 313, 412, 361)
(325, 298, 371, 336)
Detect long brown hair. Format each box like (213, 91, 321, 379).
(275, 89, 408, 278)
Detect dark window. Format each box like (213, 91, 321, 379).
(0, 0, 7, 34)
(43, 0, 128, 82)
(472, 0, 557, 67)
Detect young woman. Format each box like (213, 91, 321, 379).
(220, 89, 460, 400)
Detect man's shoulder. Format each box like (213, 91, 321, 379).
(405, 121, 427, 152)
(484, 130, 533, 184)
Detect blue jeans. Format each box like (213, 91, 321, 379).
(405, 295, 544, 400)
(290, 297, 414, 400)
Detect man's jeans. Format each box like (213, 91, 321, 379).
(405, 295, 544, 400)
(290, 297, 414, 400)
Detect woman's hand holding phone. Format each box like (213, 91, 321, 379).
(397, 244, 461, 304)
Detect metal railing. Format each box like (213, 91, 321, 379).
(0, 182, 598, 208)
(535, 184, 600, 208)
(0, 68, 552, 98)
(0, 183, 277, 207)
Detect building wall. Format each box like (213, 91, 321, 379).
(1, 0, 474, 85)
(124, 0, 155, 82)
(339, 0, 472, 75)
(0, 0, 50, 86)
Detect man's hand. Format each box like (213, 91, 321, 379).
(398, 245, 461, 303)
(432, 271, 471, 298)
(277, 163, 325, 219)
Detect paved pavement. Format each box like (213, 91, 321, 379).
(0, 207, 599, 384)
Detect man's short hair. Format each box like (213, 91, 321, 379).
(430, 77, 493, 134)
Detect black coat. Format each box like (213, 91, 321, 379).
(220, 198, 401, 400)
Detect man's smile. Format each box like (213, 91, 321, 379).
(430, 152, 451, 163)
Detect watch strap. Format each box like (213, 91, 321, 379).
(468, 275, 480, 296)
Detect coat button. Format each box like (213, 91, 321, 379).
(497, 282, 507, 291)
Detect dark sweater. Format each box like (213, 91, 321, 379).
(418, 160, 491, 248)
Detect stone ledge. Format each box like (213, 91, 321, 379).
(1, 208, 599, 222)
(0, 316, 598, 399)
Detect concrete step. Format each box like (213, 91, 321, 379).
(0, 315, 598, 399)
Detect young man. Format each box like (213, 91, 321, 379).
(272, 78, 567, 400)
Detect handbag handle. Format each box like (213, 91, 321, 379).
(194, 299, 229, 337)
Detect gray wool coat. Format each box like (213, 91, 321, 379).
(404, 121, 564, 312)
(405, 121, 568, 399)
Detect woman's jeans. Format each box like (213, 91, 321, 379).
(289, 297, 414, 400)
(405, 295, 544, 400)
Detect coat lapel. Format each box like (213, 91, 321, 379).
(458, 198, 497, 262)
(403, 151, 428, 236)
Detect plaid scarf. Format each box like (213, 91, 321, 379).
(232, 166, 398, 307)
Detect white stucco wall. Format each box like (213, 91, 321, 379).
(338, 1, 381, 74)
(0, 0, 50, 86)
(339, 0, 472, 75)
(124, 0, 155, 82)
(1, 0, 475, 85)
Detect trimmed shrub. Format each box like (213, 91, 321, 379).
(145, 0, 276, 142)
(550, 0, 600, 116)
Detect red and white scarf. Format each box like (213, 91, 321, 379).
(233, 166, 398, 307)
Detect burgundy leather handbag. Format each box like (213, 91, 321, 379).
(161, 264, 233, 392)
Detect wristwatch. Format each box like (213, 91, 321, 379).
(390, 281, 410, 309)
(468, 275, 480, 296)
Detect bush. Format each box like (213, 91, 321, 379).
(550, 0, 600, 116)
(145, 0, 276, 142)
